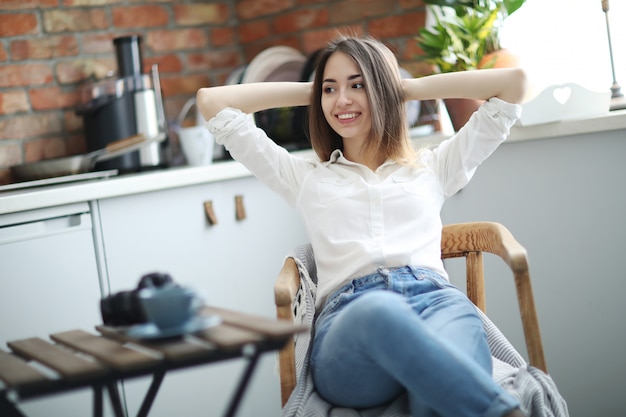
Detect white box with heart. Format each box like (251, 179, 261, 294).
(519, 83, 611, 126)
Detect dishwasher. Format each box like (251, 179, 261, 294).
(0, 202, 112, 417)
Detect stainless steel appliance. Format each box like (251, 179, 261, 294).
(77, 35, 167, 173)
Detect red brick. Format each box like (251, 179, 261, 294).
(0, 113, 62, 141)
(0, 143, 21, 168)
(399, 0, 426, 9)
(0, 0, 58, 11)
(63, 0, 123, 5)
(187, 50, 242, 71)
(301, 26, 364, 54)
(10, 36, 79, 61)
(210, 27, 236, 47)
(55, 58, 116, 84)
(65, 132, 87, 156)
(30, 86, 81, 111)
(0, 13, 38, 37)
(43, 9, 108, 33)
(242, 36, 300, 62)
(0, 64, 53, 88)
(81, 33, 116, 54)
(330, 0, 395, 24)
(273, 8, 329, 34)
(112, 5, 169, 28)
(64, 110, 83, 133)
(24, 136, 66, 162)
(173, 4, 230, 26)
(159, 74, 211, 97)
(0, 91, 30, 115)
(144, 54, 184, 74)
(236, 0, 294, 20)
(145, 29, 208, 52)
(0, 44, 6, 61)
(238, 20, 271, 43)
(367, 12, 425, 38)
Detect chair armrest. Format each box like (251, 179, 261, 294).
(275, 257, 301, 308)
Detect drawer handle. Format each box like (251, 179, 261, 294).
(203, 201, 217, 225)
(235, 195, 246, 221)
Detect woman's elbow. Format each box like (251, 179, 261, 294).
(500, 68, 528, 104)
(196, 87, 220, 121)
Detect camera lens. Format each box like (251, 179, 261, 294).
(100, 290, 147, 326)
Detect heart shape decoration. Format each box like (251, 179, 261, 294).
(553, 86, 572, 105)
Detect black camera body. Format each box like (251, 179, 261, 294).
(100, 272, 174, 326)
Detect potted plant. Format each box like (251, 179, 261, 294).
(416, 0, 525, 129)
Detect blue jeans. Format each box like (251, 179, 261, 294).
(310, 266, 520, 417)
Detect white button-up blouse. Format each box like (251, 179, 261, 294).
(207, 97, 522, 308)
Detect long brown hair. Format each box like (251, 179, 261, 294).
(308, 35, 417, 164)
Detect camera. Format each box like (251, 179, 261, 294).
(100, 272, 174, 326)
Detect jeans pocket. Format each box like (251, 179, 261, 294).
(412, 267, 459, 291)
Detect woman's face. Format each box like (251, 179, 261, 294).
(320, 51, 371, 147)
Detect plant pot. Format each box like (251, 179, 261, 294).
(479, 48, 521, 69)
(443, 98, 484, 132)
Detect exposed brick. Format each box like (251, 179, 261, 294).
(0, 44, 6, 61)
(210, 27, 236, 47)
(0, 64, 53, 88)
(81, 33, 116, 54)
(238, 20, 271, 43)
(30, 86, 81, 111)
(273, 8, 329, 34)
(399, 0, 426, 10)
(64, 109, 83, 133)
(112, 5, 169, 28)
(242, 36, 300, 62)
(144, 54, 184, 74)
(10, 36, 79, 61)
(55, 58, 116, 84)
(0, 113, 62, 141)
(236, 0, 294, 20)
(0, 143, 21, 168)
(301, 26, 363, 54)
(146, 29, 209, 52)
(0, 91, 30, 115)
(367, 12, 425, 38)
(63, 0, 123, 6)
(43, 9, 109, 33)
(173, 3, 230, 26)
(0, 13, 38, 37)
(330, 0, 395, 24)
(0, 0, 58, 11)
(187, 50, 242, 71)
(65, 132, 87, 156)
(24, 135, 66, 162)
(160, 73, 210, 98)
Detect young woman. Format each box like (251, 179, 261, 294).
(197, 35, 528, 417)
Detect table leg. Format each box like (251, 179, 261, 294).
(136, 371, 165, 417)
(0, 394, 27, 417)
(93, 385, 103, 417)
(222, 344, 261, 417)
(106, 382, 126, 417)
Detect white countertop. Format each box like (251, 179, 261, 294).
(1, 109, 625, 216)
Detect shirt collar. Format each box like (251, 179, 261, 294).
(327, 149, 397, 173)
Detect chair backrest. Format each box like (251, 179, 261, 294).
(274, 221, 547, 406)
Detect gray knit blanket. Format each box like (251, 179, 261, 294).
(281, 244, 569, 417)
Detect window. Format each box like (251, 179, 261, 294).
(500, 0, 626, 97)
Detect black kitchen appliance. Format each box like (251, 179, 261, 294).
(77, 35, 167, 173)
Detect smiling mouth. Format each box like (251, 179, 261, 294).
(336, 112, 359, 120)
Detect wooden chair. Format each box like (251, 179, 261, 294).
(274, 221, 547, 407)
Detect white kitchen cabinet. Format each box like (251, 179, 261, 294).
(0, 203, 107, 416)
(95, 175, 308, 417)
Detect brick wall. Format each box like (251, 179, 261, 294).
(0, 0, 429, 184)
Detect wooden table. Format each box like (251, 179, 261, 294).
(0, 306, 307, 417)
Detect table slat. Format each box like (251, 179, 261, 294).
(195, 323, 263, 349)
(0, 349, 51, 388)
(8, 338, 107, 381)
(201, 306, 308, 339)
(50, 330, 160, 371)
(96, 325, 215, 361)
